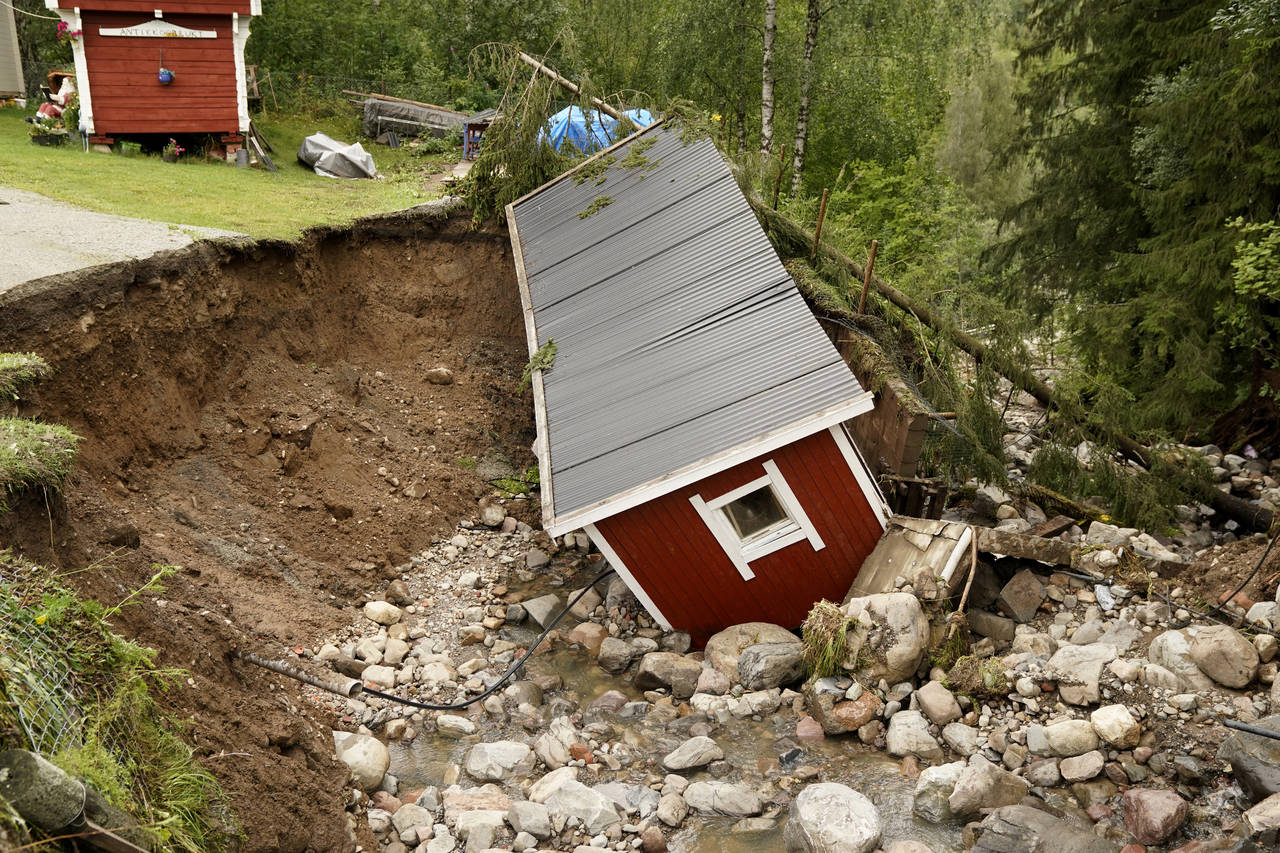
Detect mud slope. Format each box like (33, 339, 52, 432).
(0, 205, 533, 853)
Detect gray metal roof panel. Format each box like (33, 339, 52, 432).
(510, 124, 866, 521)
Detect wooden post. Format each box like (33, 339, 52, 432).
(771, 144, 788, 210)
(515, 51, 622, 120)
(856, 238, 879, 314)
(809, 188, 830, 262)
(266, 71, 278, 111)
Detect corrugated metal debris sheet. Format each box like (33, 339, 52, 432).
(510, 123, 868, 522)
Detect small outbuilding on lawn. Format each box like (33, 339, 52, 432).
(507, 121, 890, 644)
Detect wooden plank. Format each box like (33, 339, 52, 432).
(61, 0, 252, 13)
(1030, 514, 1078, 538)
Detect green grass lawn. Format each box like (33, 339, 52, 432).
(0, 107, 459, 240)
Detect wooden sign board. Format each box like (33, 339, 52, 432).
(99, 20, 217, 39)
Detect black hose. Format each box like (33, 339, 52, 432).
(1225, 719, 1280, 741)
(353, 567, 616, 712)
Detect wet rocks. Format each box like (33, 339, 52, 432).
(567, 622, 607, 656)
(842, 593, 929, 684)
(738, 642, 805, 690)
(683, 781, 763, 817)
(783, 782, 882, 853)
(332, 730, 390, 791)
(913, 762, 965, 823)
(972, 805, 1119, 853)
(523, 594, 563, 629)
(662, 736, 724, 771)
(1189, 624, 1259, 688)
(705, 623, 800, 682)
(464, 741, 535, 782)
(1121, 788, 1188, 844)
(596, 637, 636, 674)
(886, 710, 944, 762)
(634, 652, 701, 698)
(947, 756, 1028, 818)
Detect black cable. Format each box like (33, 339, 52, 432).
(357, 567, 616, 712)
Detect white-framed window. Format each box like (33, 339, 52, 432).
(689, 459, 825, 581)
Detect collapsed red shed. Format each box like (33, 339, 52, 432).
(46, 0, 260, 148)
(506, 121, 890, 645)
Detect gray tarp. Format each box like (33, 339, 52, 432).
(360, 98, 466, 139)
(297, 133, 377, 179)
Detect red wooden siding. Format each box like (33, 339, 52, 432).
(58, 1, 254, 14)
(594, 429, 883, 646)
(81, 11, 239, 135)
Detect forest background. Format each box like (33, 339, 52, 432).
(12, 0, 1280, 526)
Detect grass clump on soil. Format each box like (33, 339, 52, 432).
(0, 353, 51, 399)
(945, 654, 1010, 700)
(801, 600, 851, 683)
(519, 339, 557, 393)
(492, 464, 539, 497)
(0, 417, 80, 512)
(0, 554, 239, 851)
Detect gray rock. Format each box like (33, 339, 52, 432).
(915, 680, 961, 726)
(1059, 751, 1104, 782)
(1190, 624, 1259, 688)
(437, 714, 477, 738)
(886, 710, 944, 762)
(783, 782, 882, 853)
(1032, 720, 1099, 757)
(663, 736, 724, 771)
(972, 805, 1121, 853)
(1090, 704, 1141, 748)
(593, 782, 660, 819)
(597, 637, 637, 674)
(947, 756, 1029, 818)
(684, 781, 764, 817)
(543, 779, 621, 834)
(1046, 643, 1117, 705)
(1149, 629, 1214, 691)
(913, 761, 965, 823)
(738, 642, 805, 690)
(656, 793, 688, 827)
(332, 730, 390, 791)
(967, 609, 1016, 643)
(1010, 631, 1058, 657)
(997, 570, 1045, 623)
(705, 623, 800, 681)
(1096, 620, 1142, 653)
(1221, 713, 1280, 803)
(393, 803, 434, 833)
(942, 723, 979, 757)
(842, 593, 930, 684)
(523, 594, 563, 629)
(456, 809, 503, 852)
(364, 600, 403, 625)
(533, 716, 578, 769)
(1025, 759, 1061, 788)
(635, 652, 702, 698)
(464, 741, 535, 781)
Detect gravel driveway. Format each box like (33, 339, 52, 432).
(0, 185, 244, 294)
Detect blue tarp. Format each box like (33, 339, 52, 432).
(539, 106, 656, 154)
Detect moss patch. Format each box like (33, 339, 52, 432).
(0, 417, 80, 511)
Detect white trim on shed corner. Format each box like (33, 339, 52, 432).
(543, 391, 875, 537)
(829, 424, 890, 528)
(583, 523, 672, 630)
(231, 14, 251, 133)
(689, 458, 825, 582)
(55, 9, 94, 135)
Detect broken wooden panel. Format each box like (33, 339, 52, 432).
(844, 515, 972, 601)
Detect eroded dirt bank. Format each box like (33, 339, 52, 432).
(0, 204, 534, 852)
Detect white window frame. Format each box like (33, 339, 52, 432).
(689, 459, 825, 581)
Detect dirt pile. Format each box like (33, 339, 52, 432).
(0, 203, 534, 852)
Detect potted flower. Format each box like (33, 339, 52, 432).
(55, 21, 82, 44)
(157, 67, 175, 85)
(28, 116, 67, 146)
(162, 138, 184, 162)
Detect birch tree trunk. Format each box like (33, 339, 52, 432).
(760, 0, 778, 153)
(790, 0, 821, 195)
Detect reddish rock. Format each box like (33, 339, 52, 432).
(1133, 747, 1153, 764)
(568, 622, 608, 656)
(1123, 788, 1188, 845)
(796, 715, 825, 742)
(588, 690, 629, 712)
(371, 790, 402, 813)
(899, 755, 921, 780)
(640, 825, 668, 853)
(1219, 589, 1254, 610)
(1120, 846, 1145, 853)
(1086, 803, 1114, 822)
(570, 742, 594, 762)
(831, 692, 884, 731)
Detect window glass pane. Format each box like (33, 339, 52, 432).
(723, 486, 790, 541)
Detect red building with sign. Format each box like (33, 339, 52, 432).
(46, 0, 260, 148)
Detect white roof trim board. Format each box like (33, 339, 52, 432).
(507, 122, 873, 536)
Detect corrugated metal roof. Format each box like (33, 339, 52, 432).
(508, 122, 870, 531)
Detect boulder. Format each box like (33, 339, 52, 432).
(803, 682, 883, 735)
(523, 594, 563, 629)
(1244, 792, 1280, 838)
(635, 652, 702, 698)
(1121, 788, 1188, 845)
(783, 782, 882, 853)
(1220, 713, 1280, 803)
(543, 780, 621, 834)
(886, 710, 944, 763)
(657, 793, 688, 827)
(841, 593, 930, 684)
(997, 570, 1045, 623)
(972, 805, 1121, 853)
(1090, 705, 1141, 749)
(1189, 624, 1259, 688)
(464, 741, 535, 782)
(529, 766, 579, 803)
(597, 637, 637, 674)
(915, 681, 961, 726)
(684, 781, 764, 817)
(705, 623, 801, 682)
(967, 610, 1016, 643)
(332, 730, 390, 791)
(913, 761, 965, 823)
(364, 600, 403, 625)
(662, 736, 724, 771)
(738, 642, 805, 690)
(593, 782, 660, 819)
(1046, 643, 1117, 705)
(392, 803, 434, 833)
(947, 756, 1029, 818)
(1148, 630, 1213, 691)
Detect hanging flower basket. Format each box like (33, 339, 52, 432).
(157, 67, 174, 85)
